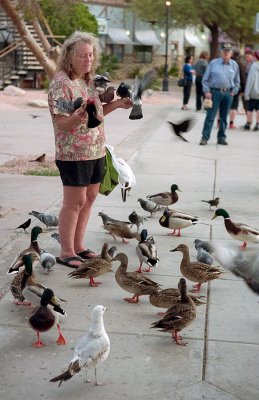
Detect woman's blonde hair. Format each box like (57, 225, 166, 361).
(57, 31, 100, 80)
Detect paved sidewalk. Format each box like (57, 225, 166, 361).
(0, 86, 259, 400)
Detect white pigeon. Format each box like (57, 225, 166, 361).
(50, 305, 110, 386)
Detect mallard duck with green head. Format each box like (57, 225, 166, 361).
(212, 208, 259, 249)
(67, 243, 115, 287)
(11, 253, 46, 305)
(136, 229, 159, 273)
(147, 184, 181, 206)
(171, 244, 224, 292)
(113, 252, 161, 303)
(150, 278, 196, 346)
(8, 226, 43, 274)
(29, 288, 67, 348)
(159, 209, 199, 237)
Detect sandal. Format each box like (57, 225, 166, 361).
(55, 256, 83, 269)
(76, 249, 97, 260)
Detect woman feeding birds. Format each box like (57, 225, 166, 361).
(48, 31, 132, 268)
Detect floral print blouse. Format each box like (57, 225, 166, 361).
(48, 71, 106, 161)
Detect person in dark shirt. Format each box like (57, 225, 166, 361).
(194, 51, 209, 111)
(181, 55, 195, 110)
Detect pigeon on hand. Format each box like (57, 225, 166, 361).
(167, 115, 197, 142)
(93, 73, 111, 91)
(137, 198, 166, 217)
(15, 218, 31, 233)
(29, 210, 58, 228)
(50, 305, 110, 386)
(128, 210, 147, 231)
(129, 70, 156, 120)
(99, 86, 115, 103)
(85, 99, 102, 128)
(201, 197, 220, 210)
(40, 252, 56, 273)
(116, 82, 132, 98)
(29, 154, 46, 163)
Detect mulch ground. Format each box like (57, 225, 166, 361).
(0, 155, 58, 175)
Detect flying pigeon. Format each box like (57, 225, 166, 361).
(129, 70, 156, 120)
(167, 115, 197, 142)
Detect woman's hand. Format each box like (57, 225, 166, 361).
(73, 106, 87, 124)
(116, 98, 133, 109)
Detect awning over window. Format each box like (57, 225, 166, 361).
(135, 30, 161, 46)
(107, 28, 133, 45)
(185, 31, 202, 47)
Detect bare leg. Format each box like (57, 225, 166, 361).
(246, 111, 253, 124)
(58, 186, 87, 266)
(74, 183, 100, 253)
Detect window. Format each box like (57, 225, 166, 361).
(106, 44, 124, 62)
(134, 46, 152, 63)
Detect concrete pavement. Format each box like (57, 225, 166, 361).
(0, 85, 259, 400)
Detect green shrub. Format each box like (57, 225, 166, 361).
(24, 168, 59, 176)
(96, 54, 119, 78)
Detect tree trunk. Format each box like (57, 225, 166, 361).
(208, 24, 219, 60)
(1, 0, 56, 79)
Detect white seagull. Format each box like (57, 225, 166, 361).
(50, 305, 110, 386)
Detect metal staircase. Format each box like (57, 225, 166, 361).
(0, 5, 45, 90)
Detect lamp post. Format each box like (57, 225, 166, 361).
(162, 1, 171, 91)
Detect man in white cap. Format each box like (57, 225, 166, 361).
(200, 43, 240, 145)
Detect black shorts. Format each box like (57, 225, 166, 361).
(248, 99, 259, 112)
(230, 94, 239, 110)
(56, 157, 105, 187)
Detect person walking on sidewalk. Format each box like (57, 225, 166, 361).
(244, 50, 259, 132)
(242, 48, 254, 116)
(228, 48, 246, 129)
(181, 55, 195, 110)
(48, 31, 132, 268)
(194, 51, 209, 111)
(199, 43, 240, 146)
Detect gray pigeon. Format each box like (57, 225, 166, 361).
(212, 243, 259, 295)
(40, 252, 56, 273)
(50, 305, 110, 386)
(194, 239, 214, 254)
(29, 210, 59, 228)
(98, 211, 130, 226)
(196, 248, 213, 265)
(128, 210, 147, 231)
(137, 198, 166, 217)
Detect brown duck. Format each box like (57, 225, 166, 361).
(8, 226, 43, 274)
(67, 243, 114, 287)
(147, 184, 181, 206)
(103, 221, 141, 243)
(113, 252, 161, 303)
(149, 287, 205, 315)
(170, 244, 224, 292)
(11, 253, 46, 305)
(150, 278, 196, 346)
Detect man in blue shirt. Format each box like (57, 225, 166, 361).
(200, 43, 240, 145)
